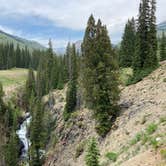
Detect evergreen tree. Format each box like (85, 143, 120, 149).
(160, 31, 166, 61)
(145, 0, 158, 67)
(30, 100, 44, 166)
(25, 68, 36, 108)
(63, 44, 77, 120)
(133, 0, 158, 70)
(36, 57, 47, 98)
(45, 39, 54, 92)
(120, 18, 136, 67)
(81, 14, 97, 106)
(5, 112, 19, 166)
(85, 138, 100, 166)
(82, 16, 119, 136)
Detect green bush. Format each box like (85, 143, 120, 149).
(105, 152, 118, 162)
(130, 132, 142, 145)
(126, 67, 156, 85)
(146, 123, 158, 135)
(150, 137, 159, 149)
(163, 78, 166, 82)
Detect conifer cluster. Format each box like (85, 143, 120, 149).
(133, 0, 158, 70)
(82, 15, 120, 136)
(0, 43, 42, 70)
(0, 82, 20, 166)
(63, 43, 78, 121)
(119, 18, 136, 67)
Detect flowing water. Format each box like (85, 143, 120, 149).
(16, 112, 31, 164)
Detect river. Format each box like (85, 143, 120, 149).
(16, 112, 31, 164)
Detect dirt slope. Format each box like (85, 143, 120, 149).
(44, 61, 166, 166)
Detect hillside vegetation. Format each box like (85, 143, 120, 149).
(0, 30, 45, 51)
(44, 61, 166, 166)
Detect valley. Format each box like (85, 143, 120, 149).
(0, 0, 166, 166)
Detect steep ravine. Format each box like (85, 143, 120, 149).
(44, 61, 166, 166)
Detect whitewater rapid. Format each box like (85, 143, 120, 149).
(16, 113, 31, 161)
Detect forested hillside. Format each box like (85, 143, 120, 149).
(0, 0, 165, 166)
(0, 30, 45, 51)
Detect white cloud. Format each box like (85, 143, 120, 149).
(0, 25, 23, 35)
(0, 0, 165, 46)
(0, 0, 165, 29)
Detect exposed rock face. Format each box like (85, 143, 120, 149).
(44, 61, 166, 166)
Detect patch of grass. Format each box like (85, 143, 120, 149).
(105, 152, 118, 162)
(141, 133, 149, 145)
(119, 68, 133, 85)
(119, 145, 129, 154)
(75, 140, 87, 158)
(0, 68, 28, 87)
(132, 146, 141, 157)
(159, 117, 166, 124)
(149, 137, 159, 150)
(160, 149, 166, 160)
(130, 132, 142, 145)
(146, 123, 158, 135)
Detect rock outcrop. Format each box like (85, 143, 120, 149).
(44, 61, 166, 166)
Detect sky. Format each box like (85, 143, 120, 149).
(0, 0, 165, 50)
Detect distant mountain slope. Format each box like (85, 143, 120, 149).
(0, 30, 46, 51)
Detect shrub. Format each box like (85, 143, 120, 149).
(146, 123, 158, 135)
(126, 67, 156, 85)
(150, 137, 159, 149)
(160, 149, 166, 160)
(75, 141, 86, 158)
(141, 133, 149, 145)
(163, 78, 166, 82)
(130, 132, 142, 145)
(105, 152, 118, 162)
(85, 138, 100, 166)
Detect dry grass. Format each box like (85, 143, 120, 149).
(0, 68, 28, 94)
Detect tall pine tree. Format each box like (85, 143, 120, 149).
(64, 44, 77, 121)
(82, 16, 119, 136)
(120, 18, 136, 67)
(85, 138, 100, 166)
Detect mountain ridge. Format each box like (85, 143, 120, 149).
(0, 30, 46, 51)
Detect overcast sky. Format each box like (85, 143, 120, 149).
(0, 0, 165, 49)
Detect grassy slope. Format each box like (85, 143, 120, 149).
(0, 68, 28, 92)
